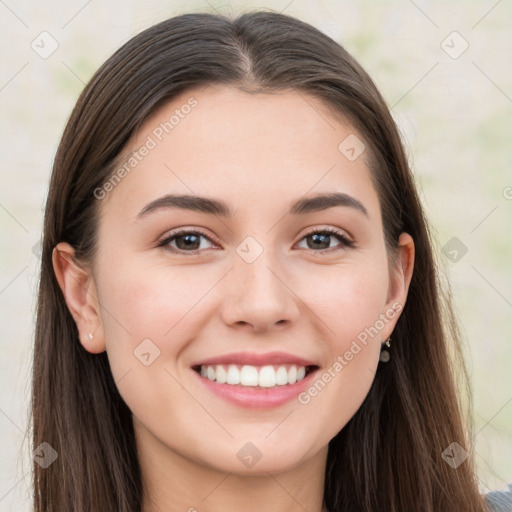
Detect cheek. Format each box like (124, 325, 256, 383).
(303, 258, 390, 346)
(293, 259, 388, 425)
(95, 256, 220, 381)
(97, 256, 218, 339)
(94, 258, 214, 426)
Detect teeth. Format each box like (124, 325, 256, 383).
(276, 366, 288, 385)
(288, 365, 297, 384)
(198, 364, 310, 387)
(259, 365, 276, 387)
(240, 365, 259, 386)
(216, 365, 227, 384)
(226, 365, 240, 385)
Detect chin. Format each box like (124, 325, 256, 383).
(194, 434, 323, 476)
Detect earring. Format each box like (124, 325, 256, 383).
(379, 337, 391, 363)
(88, 332, 94, 341)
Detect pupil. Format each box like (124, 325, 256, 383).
(178, 234, 199, 250)
(310, 233, 329, 249)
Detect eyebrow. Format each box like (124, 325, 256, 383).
(136, 191, 368, 220)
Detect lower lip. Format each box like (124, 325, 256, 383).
(193, 368, 318, 409)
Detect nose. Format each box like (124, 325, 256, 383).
(219, 250, 300, 333)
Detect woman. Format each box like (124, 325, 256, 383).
(31, 10, 509, 512)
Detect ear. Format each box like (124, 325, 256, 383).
(380, 232, 415, 341)
(52, 242, 106, 354)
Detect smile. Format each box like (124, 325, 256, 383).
(195, 363, 317, 388)
(191, 351, 321, 408)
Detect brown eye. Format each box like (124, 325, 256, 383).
(158, 230, 216, 253)
(297, 228, 355, 252)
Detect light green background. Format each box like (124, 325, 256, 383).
(1, 1, 511, 509)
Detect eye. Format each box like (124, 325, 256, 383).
(157, 227, 355, 255)
(157, 229, 218, 253)
(296, 227, 355, 253)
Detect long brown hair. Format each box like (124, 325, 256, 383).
(31, 10, 488, 511)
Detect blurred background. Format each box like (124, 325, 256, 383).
(1, 1, 511, 509)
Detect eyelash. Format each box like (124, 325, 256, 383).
(157, 227, 355, 255)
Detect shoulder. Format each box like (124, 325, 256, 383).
(485, 484, 512, 511)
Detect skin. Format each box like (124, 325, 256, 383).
(53, 85, 414, 512)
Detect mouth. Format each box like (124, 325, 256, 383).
(191, 363, 319, 389)
(190, 351, 320, 408)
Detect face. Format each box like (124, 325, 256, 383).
(55, 85, 414, 477)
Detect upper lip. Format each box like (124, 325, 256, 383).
(192, 351, 318, 368)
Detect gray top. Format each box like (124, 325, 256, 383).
(486, 484, 512, 511)
(323, 485, 512, 511)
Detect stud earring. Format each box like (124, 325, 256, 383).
(88, 332, 94, 341)
(379, 337, 391, 363)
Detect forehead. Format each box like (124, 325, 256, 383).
(100, 85, 379, 222)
